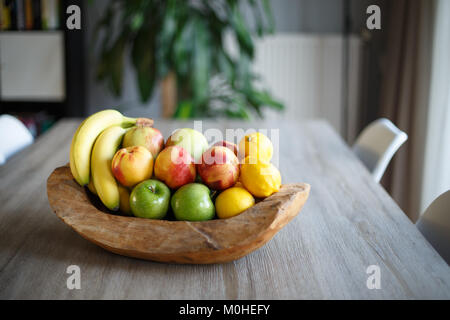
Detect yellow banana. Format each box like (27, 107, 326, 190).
(118, 185, 132, 216)
(72, 110, 136, 186)
(91, 125, 127, 211)
(69, 119, 86, 182)
(87, 177, 97, 195)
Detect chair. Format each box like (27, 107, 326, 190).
(352, 118, 408, 182)
(0, 114, 34, 165)
(416, 190, 450, 264)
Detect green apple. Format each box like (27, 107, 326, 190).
(130, 179, 170, 219)
(166, 128, 208, 163)
(171, 183, 215, 221)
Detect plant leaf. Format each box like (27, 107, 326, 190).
(174, 100, 194, 119)
(108, 34, 127, 97)
(229, 1, 254, 58)
(245, 88, 285, 110)
(191, 18, 211, 108)
(173, 19, 194, 77)
(156, 0, 180, 77)
(261, 0, 275, 33)
(217, 49, 235, 84)
(131, 27, 156, 102)
(93, 0, 280, 119)
(130, 12, 144, 31)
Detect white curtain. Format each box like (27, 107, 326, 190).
(421, 0, 450, 212)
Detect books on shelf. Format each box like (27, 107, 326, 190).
(25, 0, 33, 30)
(1, 0, 60, 31)
(32, 0, 42, 29)
(16, 0, 25, 30)
(0, 0, 10, 30)
(42, 0, 59, 30)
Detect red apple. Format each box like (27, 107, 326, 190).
(197, 146, 239, 190)
(154, 146, 196, 189)
(111, 146, 153, 187)
(212, 140, 238, 157)
(123, 126, 164, 158)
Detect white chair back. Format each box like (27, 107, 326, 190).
(0, 114, 34, 165)
(352, 118, 408, 182)
(416, 190, 450, 264)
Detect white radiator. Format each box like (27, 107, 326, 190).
(252, 33, 362, 136)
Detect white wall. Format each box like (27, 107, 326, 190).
(421, 0, 450, 213)
(0, 32, 65, 101)
(253, 34, 362, 135)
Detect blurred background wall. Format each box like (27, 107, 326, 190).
(84, 0, 385, 141)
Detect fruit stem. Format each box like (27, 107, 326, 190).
(148, 186, 155, 193)
(136, 118, 154, 127)
(122, 116, 138, 127)
(210, 190, 218, 200)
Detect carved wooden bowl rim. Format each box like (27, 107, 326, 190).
(47, 165, 310, 264)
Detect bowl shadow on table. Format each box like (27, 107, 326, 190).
(0, 208, 108, 265)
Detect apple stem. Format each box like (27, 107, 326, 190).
(210, 190, 218, 200)
(136, 118, 154, 127)
(148, 186, 155, 193)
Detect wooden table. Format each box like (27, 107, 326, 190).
(1, 119, 449, 299)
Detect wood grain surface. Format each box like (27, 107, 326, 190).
(47, 165, 310, 264)
(0, 119, 449, 299)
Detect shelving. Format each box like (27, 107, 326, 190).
(0, 0, 85, 136)
(1, 0, 61, 31)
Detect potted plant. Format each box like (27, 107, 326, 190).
(94, 0, 283, 119)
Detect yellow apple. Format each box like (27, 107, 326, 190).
(111, 146, 153, 187)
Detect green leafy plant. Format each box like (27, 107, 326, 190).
(94, 0, 284, 119)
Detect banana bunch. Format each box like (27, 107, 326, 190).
(69, 109, 152, 211)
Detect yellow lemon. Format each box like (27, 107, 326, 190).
(240, 158, 281, 198)
(238, 132, 273, 162)
(215, 187, 255, 219)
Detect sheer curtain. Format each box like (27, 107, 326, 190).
(421, 0, 450, 213)
(377, 0, 435, 222)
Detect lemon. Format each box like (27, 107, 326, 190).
(240, 158, 281, 197)
(215, 187, 255, 219)
(238, 132, 273, 162)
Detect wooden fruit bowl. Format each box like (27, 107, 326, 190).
(47, 165, 310, 264)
